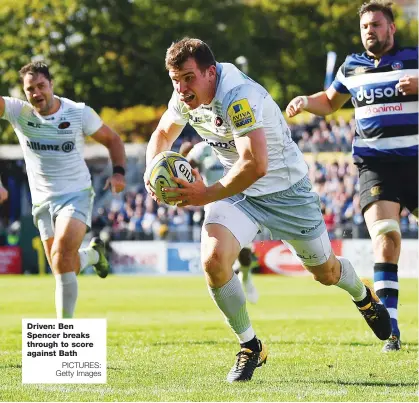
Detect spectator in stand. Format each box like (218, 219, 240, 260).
(152, 206, 169, 240)
(141, 196, 157, 240)
(128, 205, 144, 240)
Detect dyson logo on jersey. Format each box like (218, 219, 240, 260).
(356, 85, 401, 105)
(26, 140, 74, 153)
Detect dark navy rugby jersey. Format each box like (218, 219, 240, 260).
(332, 45, 418, 162)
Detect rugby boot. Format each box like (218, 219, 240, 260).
(89, 237, 109, 278)
(226, 339, 267, 383)
(354, 279, 391, 341)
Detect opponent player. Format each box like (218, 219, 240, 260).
(0, 62, 126, 318)
(0, 178, 8, 204)
(179, 140, 259, 303)
(286, 0, 418, 352)
(145, 38, 391, 382)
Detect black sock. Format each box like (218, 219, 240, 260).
(353, 286, 370, 307)
(240, 336, 260, 352)
(374, 262, 400, 337)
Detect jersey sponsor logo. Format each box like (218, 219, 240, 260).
(189, 116, 203, 123)
(26, 140, 75, 153)
(228, 99, 255, 129)
(300, 220, 322, 235)
(203, 138, 236, 150)
(370, 186, 382, 197)
(354, 66, 368, 74)
(356, 85, 400, 105)
(391, 61, 403, 70)
(58, 121, 71, 129)
(26, 140, 59, 151)
(364, 103, 403, 116)
(62, 141, 75, 152)
(214, 116, 223, 127)
(296, 252, 319, 261)
(27, 121, 41, 128)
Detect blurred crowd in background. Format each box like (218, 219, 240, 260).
(0, 115, 417, 246)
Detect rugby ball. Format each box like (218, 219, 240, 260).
(146, 151, 194, 206)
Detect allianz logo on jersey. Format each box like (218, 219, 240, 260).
(26, 140, 75, 153)
(356, 85, 401, 104)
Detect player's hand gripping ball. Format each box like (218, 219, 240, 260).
(146, 151, 195, 206)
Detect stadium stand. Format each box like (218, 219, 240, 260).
(1, 115, 417, 246)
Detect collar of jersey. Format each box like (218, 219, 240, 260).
(362, 42, 401, 61)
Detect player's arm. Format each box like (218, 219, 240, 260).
(146, 111, 185, 165)
(90, 124, 126, 193)
(205, 128, 267, 202)
(166, 128, 267, 207)
(396, 74, 418, 95)
(286, 86, 351, 117)
(0, 96, 5, 118)
(0, 177, 8, 204)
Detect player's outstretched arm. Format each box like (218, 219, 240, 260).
(0, 178, 8, 204)
(144, 111, 185, 200)
(91, 124, 126, 193)
(286, 86, 351, 118)
(0, 96, 5, 118)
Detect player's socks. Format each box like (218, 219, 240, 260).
(240, 264, 251, 283)
(78, 247, 99, 273)
(55, 272, 78, 318)
(335, 256, 367, 301)
(241, 336, 261, 352)
(374, 263, 400, 338)
(208, 273, 255, 343)
(238, 266, 259, 304)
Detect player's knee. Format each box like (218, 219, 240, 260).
(201, 247, 234, 276)
(370, 219, 401, 257)
(310, 255, 339, 286)
(51, 245, 77, 269)
(312, 271, 335, 286)
(238, 247, 252, 266)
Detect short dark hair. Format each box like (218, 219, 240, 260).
(19, 62, 52, 82)
(358, 0, 394, 22)
(165, 37, 216, 71)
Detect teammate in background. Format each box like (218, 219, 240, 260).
(179, 141, 259, 304)
(286, 0, 418, 352)
(0, 178, 8, 204)
(0, 62, 126, 318)
(145, 37, 391, 383)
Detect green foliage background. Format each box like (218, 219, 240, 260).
(0, 0, 417, 143)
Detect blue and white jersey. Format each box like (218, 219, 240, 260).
(332, 46, 418, 162)
(166, 63, 308, 196)
(1, 96, 103, 204)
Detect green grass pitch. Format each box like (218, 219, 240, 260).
(0, 275, 417, 401)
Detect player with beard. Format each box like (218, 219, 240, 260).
(0, 62, 126, 318)
(286, 0, 418, 352)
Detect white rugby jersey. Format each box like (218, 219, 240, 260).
(166, 63, 307, 196)
(187, 141, 224, 186)
(1, 96, 102, 204)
